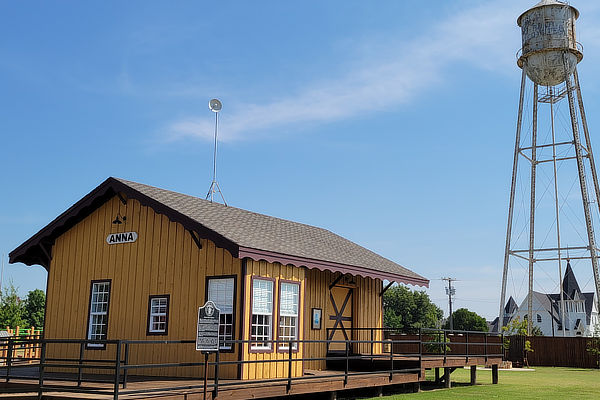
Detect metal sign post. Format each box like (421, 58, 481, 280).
(196, 301, 220, 400)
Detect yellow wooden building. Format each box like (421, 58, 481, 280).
(10, 177, 428, 380)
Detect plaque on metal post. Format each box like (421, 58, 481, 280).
(196, 301, 220, 352)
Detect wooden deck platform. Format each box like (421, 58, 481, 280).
(1, 355, 502, 399)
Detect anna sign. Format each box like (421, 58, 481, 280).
(106, 232, 138, 245)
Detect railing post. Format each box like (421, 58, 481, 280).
(78, 342, 84, 387)
(344, 341, 349, 386)
(370, 328, 374, 361)
(6, 339, 13, 382)
(214, 350, 220, 398)
(466, 332, 469, 362)
(389, 336, 393, 381)
(484, 333, 488, 363)
(287, 340, 293, 392)
(113, 341, 122, 400)
(38, 340, 46, 400)
(443, 331, 447, 363)
(418, 328, 422, 377)
(122, 342, 129, 389)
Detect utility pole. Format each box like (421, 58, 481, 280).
(442, 277, 456, 330)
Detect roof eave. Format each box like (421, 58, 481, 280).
(238, 246, 429, 287)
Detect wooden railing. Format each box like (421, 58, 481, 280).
(325, 327, 504, 364)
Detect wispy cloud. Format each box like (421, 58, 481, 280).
(164, 0, 595, 143)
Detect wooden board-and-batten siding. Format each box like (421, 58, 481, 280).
(241, 260, 305, 379)
(45, 195, 241, 378)
(44, 193, 385, 380)
(303, 269, 383, 371)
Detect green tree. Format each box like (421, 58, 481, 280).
(586, 323, 600, 368)
(383, 285, 443, 331)
(0, 282, 25, 329)
(23, 289, 45, 329)
(502, 316, 541, 367)
(443, 308, 488, 332)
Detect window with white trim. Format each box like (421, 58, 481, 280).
(148, 295, 170, 334)
(87, 281, 111, 347)
(278, 282, 300, 350)
(251, 278, 273, 350)
(207, 277, 235, 350)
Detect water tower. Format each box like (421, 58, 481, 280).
(499, 0, 600, 334)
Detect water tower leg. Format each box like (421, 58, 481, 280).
(573, 67, 600, 307)
(564, 58, 600, 311)
(500, 68, 527, 331)
(526, 83, 540, 335)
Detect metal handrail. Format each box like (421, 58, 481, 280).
(0, 333, 503, 399)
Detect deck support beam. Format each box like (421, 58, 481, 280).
(470, 365, 477, 385)
(375, 386, 383, 397)
(444, 368, 451, 388)
(412, 382, 420, 393)
(434, 367, 440, 384)
(492, 364, 499, 384)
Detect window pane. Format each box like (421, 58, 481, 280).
(280, 282, 299, 316)
(88, 281, 110, 343)
(208, 277, 235, 349)
(252, 279, 273, 314)
(148, 296, 169, 333)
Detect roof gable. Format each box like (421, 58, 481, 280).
(10, 177, 428, 286)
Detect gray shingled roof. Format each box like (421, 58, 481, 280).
(115, 178, 426, 284)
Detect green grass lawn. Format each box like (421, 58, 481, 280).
(372, 367, 600, 400)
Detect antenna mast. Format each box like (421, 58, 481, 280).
(206, 98, 227, 206)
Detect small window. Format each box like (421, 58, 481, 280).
(147, 295, 170, 335)
(207, 276, 236, 350)
(278, 281, 300, 350)
(87, 280, 111, 348)
(536, 314, 542, 323)
(251, 278, 274, 350)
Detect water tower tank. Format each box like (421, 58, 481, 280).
(517, 0, 583, 87)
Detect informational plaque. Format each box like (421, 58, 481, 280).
(196, 301, 220, 352)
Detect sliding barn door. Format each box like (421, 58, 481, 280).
(327, 286, 353, 352)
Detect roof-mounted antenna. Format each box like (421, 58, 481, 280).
(206, 98, 227, 206)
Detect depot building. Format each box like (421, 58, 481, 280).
(10, 177, 428, 379)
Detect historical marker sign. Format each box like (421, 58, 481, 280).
(196, 301, 220, 352)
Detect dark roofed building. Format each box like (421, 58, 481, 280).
(10, 177, 428, 380)
(507, 262, 599, 337)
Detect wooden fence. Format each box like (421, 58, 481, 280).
(0, 326, 42, 366)
(508, 336, 600, 369)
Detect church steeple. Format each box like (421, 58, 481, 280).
(563, 261, 582, 300)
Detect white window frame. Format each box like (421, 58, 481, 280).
(278, 281, 300, 351)
(207, 276, 236, 350)
(250, 277, 274, 351)
(87, 280, 111, 348)
(148, 295, 170, 335)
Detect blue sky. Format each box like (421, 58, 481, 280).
(2, 0, 600, 321)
